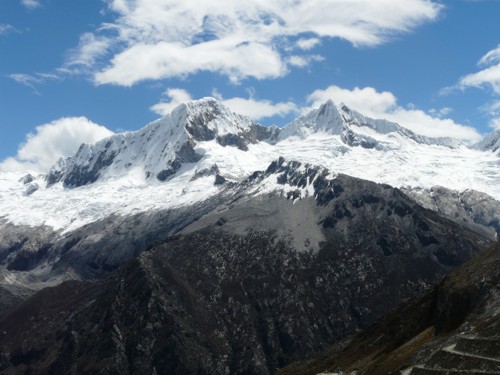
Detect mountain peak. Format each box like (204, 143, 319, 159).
(278, 100, 462, 149)
(44, 98, 277, 188)
(278, 100, 345, 140)
(178, 97, 255, 142)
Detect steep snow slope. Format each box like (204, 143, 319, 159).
(474, 128, 500, 153)
(46, 98, 268, 187)
(279, 100, 461, 148)
(0, 98, 499, 233)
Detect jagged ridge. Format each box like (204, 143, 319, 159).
(44, 99, 472, 190)
(46, 98, 276, 187)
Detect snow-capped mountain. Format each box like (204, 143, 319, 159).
(1, 98, 500, 374)
(46, 99, 275, 187)
(1, 97, 498, 233)
(279, 100, 461, 148)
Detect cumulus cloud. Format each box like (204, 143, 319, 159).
(151, 88, 298, 121)
(0, 117, 114, 173)
(458, 44, 500, 94)
(62, 0, 442, 86)
(307, 85, 482, 142)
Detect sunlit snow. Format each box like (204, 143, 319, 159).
(0, 99, 498, 233)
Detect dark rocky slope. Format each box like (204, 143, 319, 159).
(3, 159, 496, 291)
(279, 241, 500, 375)
(0, 162, 494, 374)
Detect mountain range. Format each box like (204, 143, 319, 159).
(0, 98, 499, 374)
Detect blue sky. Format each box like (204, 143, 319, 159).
(1, 0, 500, 173)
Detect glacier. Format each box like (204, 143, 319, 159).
(0, 97, 499, 233)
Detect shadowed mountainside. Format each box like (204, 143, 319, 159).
(278, 241, 500, 375)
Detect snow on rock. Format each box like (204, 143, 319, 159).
(278, 100, 345, 140)
(279, 100, 462, 149)
(0, 98, 499, 233)
(474, 129, 500, 153)
(45, 98, 264, 188)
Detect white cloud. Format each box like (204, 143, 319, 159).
(308, 86, 397, 118)
(307, 85, 482, 142)
(286, 54, 324, 68)
(490, 118, 500, 130)
(0, 117, 114, 173)
(429, 107, 453, 118)
(151, 88, 298, 121)
(9, 73, 60, 92)
(64, 0, 442, 86)
(150, 88, 194, 116)
(21, 0, 41, 9)
(296, 38, 321, 50)
(481, 100, 500, 130)
(459, 65, 500, 94)
(451, 45, 500, 131)
(151, 85, 480, 141)
(478, 44, 500, 66)
(62, 33, 111, 74)
(9, 74, 44, 92)
(95, 40, 286, 85)
(221, 97, 298, 120)
(0, 24, 18, 36)
(458, 44, 500, 94)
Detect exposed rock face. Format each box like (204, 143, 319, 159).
(404, 186, 500, 238)
(23, 182, 39, 196)
(2, 98, 500, 374)
(0, 161, 494, 375)
(19, 174, 34, 185)
(8, 159, 493, 287)
(45, 157, 67, 186)
(0, 221, 56, 273)
(278, 241, 500, 375)
(44, 98, 278, 187)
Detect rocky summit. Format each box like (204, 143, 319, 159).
(0, 99, 499, 374)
